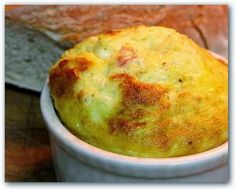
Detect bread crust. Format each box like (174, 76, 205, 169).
(6, 5, 228, 57)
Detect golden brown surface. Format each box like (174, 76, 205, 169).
(49, 26, 228, 158)
(6, 5, 228, 57)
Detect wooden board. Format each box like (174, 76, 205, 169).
(5, 85, 56, 182)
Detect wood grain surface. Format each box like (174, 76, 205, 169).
(5, 85, 56, 182)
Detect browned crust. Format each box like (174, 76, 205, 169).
(49, 57, 91, 97)
(107, 73, 227, 151)
(111, 74, 167, 106)
(49, 65, 78, 97)
(109, 118, 146, 134)
(105, 30, 121, 36)
(109, 74, 168, 136)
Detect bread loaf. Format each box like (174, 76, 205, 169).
(5, 5, 228, 92)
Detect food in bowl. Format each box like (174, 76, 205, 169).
(49, 25, 228, 158)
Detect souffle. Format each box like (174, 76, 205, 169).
(49, 26, 228, 158)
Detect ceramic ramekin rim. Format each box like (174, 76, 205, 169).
(40, 51, 228, 169)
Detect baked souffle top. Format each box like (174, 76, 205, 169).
(49, 26, 228, 158)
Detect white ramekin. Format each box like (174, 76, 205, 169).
(40, 52, 228, 182)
